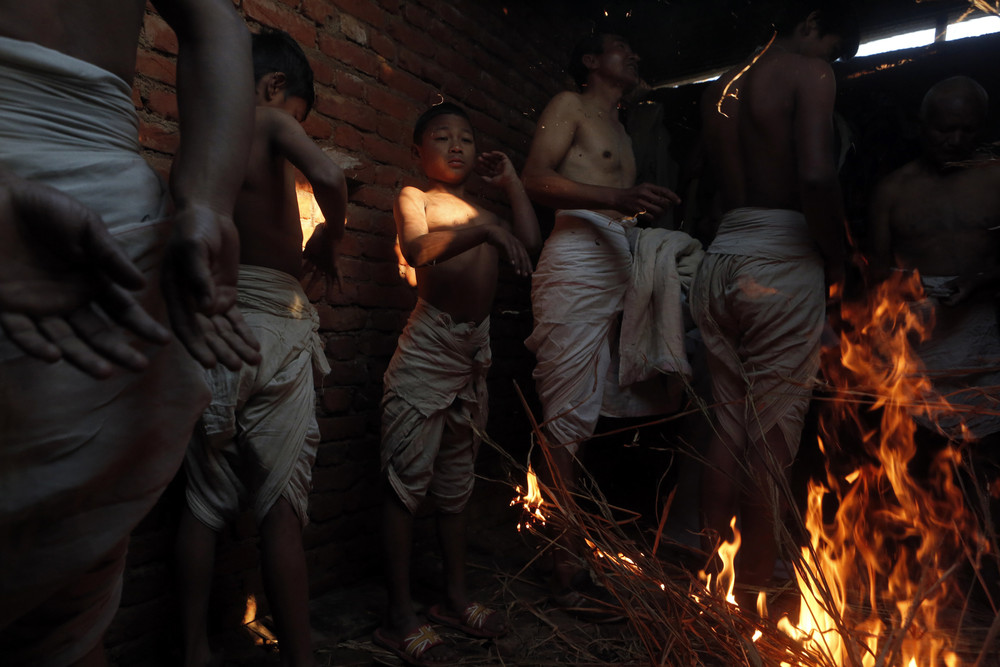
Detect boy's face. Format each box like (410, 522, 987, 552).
(415, 114, 475, 183)
(275, 94, 309, 123)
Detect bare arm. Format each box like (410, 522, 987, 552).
(521, 92, 678, 215)
(395, 187, 532, 276)
(477, 151, 541, 256)
(153, 0, 260, 369)
(268, 109, 349, 280)
(794, 59, 847, 280)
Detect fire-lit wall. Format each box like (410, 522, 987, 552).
(106, 0, 587, 662)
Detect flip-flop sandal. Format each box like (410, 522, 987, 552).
(373, 624, 450, 666)
(428, 601, 508, 638)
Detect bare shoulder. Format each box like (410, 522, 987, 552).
(543, 90, 585, 117)
(791, 54, 835, 89)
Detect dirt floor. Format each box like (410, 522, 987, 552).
(208, 454, 704, 667)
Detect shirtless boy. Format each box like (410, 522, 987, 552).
(0, 1, 254, 665)
(691, 1, 858, 594)
(870, 76, 1000, 443)
(376, 102, 539, 665)
(521, 31, 680, 604)
(176, 30, 346, 667)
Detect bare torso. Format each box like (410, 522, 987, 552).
(233, 108, 308, 279)
(0, 0, 146, 82)
(704, 49, 827, 211)
(550, 91, 637, 218)
(879, 158, 1000, 276)
(409, 188, 500, 325)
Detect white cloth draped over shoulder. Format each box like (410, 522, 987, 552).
(185, 265, 329, 532)
(0, 37, 207, 666)
(526, 209, 702, 454)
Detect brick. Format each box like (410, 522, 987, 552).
(325, 335, 358, 361)
(142, 12, 178, 55)
(401, 2, 435, 31)
(367, 86, 412, 122)
(320, 387, 354, 413)
(325, 305, 368, 331)
(330, 0, 385, 28)
(374, 164, 407, 188)
(311, 55, 338, 87)
(145, 87, 178, 121)
(333, 123, 365, 152)
(370, 29, 396, 60)
(244, 0, 317, 46)
(387, 21, 436, 58)
(318, 33, 380, 78)
(301, 0, 331, 23)
(351, 184, 395, 212)
(138, 118, 179, 155)
(333, 69, 366, 99)
(131, 86, 144, 111)
(302, 113, 332, 139)
(314, 415, 365, 440)
(378, 62, 433, 104)
(435, 46, 480, 83)
(316, 94, 377, 132)
(135, 49, 176, 86)
(340, 13, 368, 45)
(362, 135, 412, 171)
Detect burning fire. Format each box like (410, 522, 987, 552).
(512, 465, 547, 530)
(700, 516, 742, 607)
(779, 269, 987, 665)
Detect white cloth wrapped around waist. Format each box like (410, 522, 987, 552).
(707, 207, 819, 260)
(914, 275, 1000, 438)
(0, 37, 205, 667)
(0, 36, 167, 231)
(383, 297, 491, 416)
(189, 265, 330, 532)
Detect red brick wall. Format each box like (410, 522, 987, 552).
(109, 1, 586, 662)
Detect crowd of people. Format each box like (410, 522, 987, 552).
(2, 0, 998, 665)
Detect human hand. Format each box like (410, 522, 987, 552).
(476, 151, 519, 191)
(613, 182, 681, 218)
(940, 274, 982, 307)
(0, 176, 170, 377)
(161, 204, 261, 370)
(486, 225, 532, 277)
(302, 222, 342, 297)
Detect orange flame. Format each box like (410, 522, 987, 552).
(781, 269, 986, 665)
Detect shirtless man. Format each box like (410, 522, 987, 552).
(690, 2, 858, 594)
(521, 32, 680, 604)
(0, 1, 254, 664)
(870, 76, 1000, 442)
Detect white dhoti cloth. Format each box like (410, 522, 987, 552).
(689, 207, 825, 457)
(381, 298, 490, 514)
(0, 37, 207, 666)
(185, 266, 330, 531)
(526, 210, 700, 454)
(915, 276, 1000, 439)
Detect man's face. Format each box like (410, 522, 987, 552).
(417, 114, 476, 183)
(921, 96, 984, 166)
(591, 34, 640, 88)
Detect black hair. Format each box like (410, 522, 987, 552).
(773, 1, 861, 60)
(568, 32, 609, 89)
(252, 29, 316, 115)
(412, 102, 472, 145)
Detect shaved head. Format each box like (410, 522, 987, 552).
(919, 76, 988, 123)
